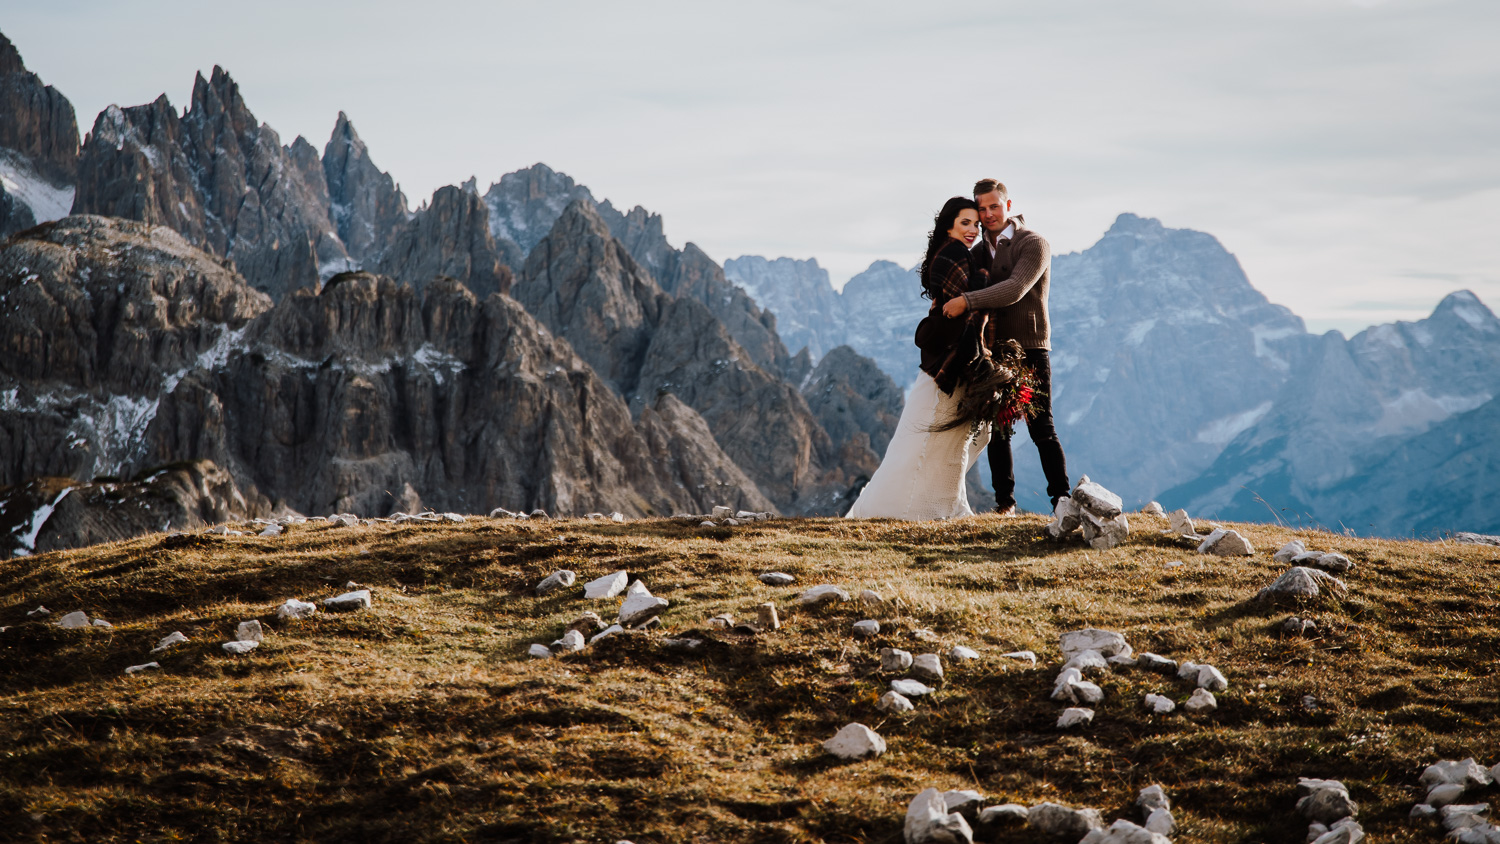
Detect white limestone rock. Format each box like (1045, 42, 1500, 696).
(1314, 552, 1354, 572)
(941, 790, 985, 822)
(1057, 707, 1095, 728)
(1138, 784, 1170, 813)
(1000, 650, 1038, 665)
(949, 645, 979, 662)
(1309, 819, 1365, 844)
(706, 614, 733, 629)
(259, 524, 283, 537)
(759, 572, 796, 586)
(222, 640, 259, 655)
(1258, 567, 1348, 603)
(859, 589, 884, 605)
(1081, 510, 1130, 550)
(151, 631, 189, 653)
(1421, 759, 1494, 790)
(1145, 808, 1175, 836)
(879, 691, 915, 713)
(91, 618, 113, 628)
(585, 570, 629, 599)
(323, 590, 371, 613)
(536, 570, 577, 596)
(1052, 667, 1084, 700)
(1136, 653, 1178, 674)
(550, 629, 586, 654)
(125, 661, 160, 675)
(1027, 802, 1104, 840)
(626, 580, 651, 596)
(978, 804, 1029, 825)
(1427, 782, 1468, 807)
(823, 723, 886, 759)
(1275, 540, 1308, 563)
(56, 611, 91, 629)
(1177, 660, 1201, 680)
(1072, 477, 1124, 518)
(852, 620, 881, 637)
(757, 603, 781, 631)
(235, 620, 264, 643)
(1047, 496, 1083, 538)
(912, 654, 944, 683)
(797, 584, 850, 605)
(528, 643, 552, 659)
(276, 599, 317, 620)
(1410, 804, 1437, 820)
(1296, 778, 1359, 824)
(1142, 501, 1166, 516)
(712, 505, 733, 519)
(1108, 652, 1138, 668)
(609, 512, 625, 523)
(1199, 528, 1254, 556)
(1144, 693, 1176, 714)
(589, 624, 625, 645)
(891, 678, 935, 697)
(881, 647, 914, 672)
(1167, 509, 1196, 536)
(1185, 688, 1218, 713)
(1064, 649, 1110, 674)
(1079, 819, 1172, 843)
(619, 592, 670, 628)
(1197, 664, 1229, 691)
(1061, 628, 1132, 660)
(1283, 616, 1318, 636)
(27, 606, 50, 617)
(905, 787, 975, 843)
(568, 611, 606, 634)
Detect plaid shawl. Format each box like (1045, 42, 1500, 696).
(916, 238, 989, 395)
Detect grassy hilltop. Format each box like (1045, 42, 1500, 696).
(1, 513, 1497, 843)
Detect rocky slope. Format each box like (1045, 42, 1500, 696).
(0, 33, 78, 238)
(321, 111, 409, 265)
(0, 216, 776, 551)
(376, 184, 512, 298)
(722, 255, 846, 361)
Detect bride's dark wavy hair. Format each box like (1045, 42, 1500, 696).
(918, 196, 979, 299)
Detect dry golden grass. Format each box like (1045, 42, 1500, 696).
(1, 513, 1498, 843)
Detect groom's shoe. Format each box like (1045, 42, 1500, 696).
(994, 505, 1017, 517)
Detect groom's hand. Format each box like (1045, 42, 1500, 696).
(942, 296, 968, 318)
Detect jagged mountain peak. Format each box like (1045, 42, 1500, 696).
(0, 31, 25, 75)
(1103, 212, 1165, 237)
(1431, 289, 1498, 332)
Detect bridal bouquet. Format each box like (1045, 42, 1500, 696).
(932, 339, 1040, 439)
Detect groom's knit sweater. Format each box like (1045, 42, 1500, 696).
(965, 217, 1053, 350)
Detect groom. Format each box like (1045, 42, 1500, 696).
(942, 178, 1071, 514)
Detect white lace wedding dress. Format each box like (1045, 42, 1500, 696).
(844, 371, 991, 520)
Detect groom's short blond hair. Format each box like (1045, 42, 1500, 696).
(972, 179, 1008, 199)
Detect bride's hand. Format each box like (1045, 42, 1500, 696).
(942, 296, 967, 318)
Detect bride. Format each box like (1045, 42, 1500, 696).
(844, 197, 994, 520)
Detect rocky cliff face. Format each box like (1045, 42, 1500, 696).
(800, 344, 903, 458)
(1162, 290, 1500, 534)
(482, 162, 590, 258)
(376, 185, 512, 298)
(322, 111, 409, 265)
(0, 33, 78, 185)
(723, 256, 845, 361)
(72, 67, 349, 299)
(1, 217, 776, 537)
(0, 461, 269, 559)
(513, 200, 667, 396)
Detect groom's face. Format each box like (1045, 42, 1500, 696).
(975, 190, 1011, 232)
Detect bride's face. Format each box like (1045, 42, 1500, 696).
(947, 210, 980, 247)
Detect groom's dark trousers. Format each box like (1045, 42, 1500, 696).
(989, 348, 1070, 511)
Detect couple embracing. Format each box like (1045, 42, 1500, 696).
(845, 179, 1071, 521)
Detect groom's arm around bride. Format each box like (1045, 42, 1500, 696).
(944, 178, 1071, 514)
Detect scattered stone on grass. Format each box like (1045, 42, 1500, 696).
(1081, 510, 1130, 550)
(1057, 707, 1094, 728)
(568, 612, 606, 634)
(585, 571, 629, 599)
(1198, 527, 1254, 556)
(663, 638, 704, 653)
(759, 572, 795, 586)
(1079, 819, 1172, 843)
(943, 790, 985, 820)
(536, 570, 577, 596)
(1275, 540, 1307, 562)
(1282, 616, 1318, 637)
(1142, 501, 1166, 516)
(1296, 778, 1359, 824)
(1293, 550, 1354, 572)
(823, 723, 885, 759)
(1168, 509, 1196, 536)
(323, 590, 371, 613)
(1064, 649, 1109, 674)
(277, 599, 317, 620)
(1027, 802, 1104, 839)
(1454, 532, 1500, 546)
(619, 592, 670, 628)
(797, 584, 850, 605)
(222, 640, 259, 655)
(1144, 693, 1176, 714)
(891, 679, 935, 697)
(1421, 759, 1494, 790)
(124, 661, 161, 675)
(911, 654, 944, 683)
(609, 512, 625, 523)
(880, 691, 915, 713)
(911, 629, 942, 642)
(979, 804, 1029, 825)
(259, 524, 283, 537)
(92, 618, 113, 628)
(235, 620, 264, 643)
(1309, 818, 1366, 844)
(27, 606, 50, 617)
(151, 631, 189, 653)
(853, 620, 880, 637)
(1196, 664, 1228, 691)
(528, 644, 552, 659)
(905, 787, 974, 843)
(1073, 477, 1123, 518)
(756, 603, 781, 631)
(56, 611, 91, 629)
(550, 629, 586, 654)
(882, 648, 915, 672)
(529, 509, 549, 519)
(1427, 783, 1468, 808)
(589, 624, 625, 644)
(626, 580, 651, 596)
(949, 645, 979, 662)
(1145, 808, 1176, 837)
(1135, 653, 1177, 674)
(1047, 497, 1083, 539)
(1185, 689, 1217, 713)
(1258, 567, 1348, 603)
(860, 589, 884, 605)
(1001, 650, 1038, 665)
(1303, 695, 1320, 712)
(707, 614, 733, 629)
(1061, 628, 1131, 661)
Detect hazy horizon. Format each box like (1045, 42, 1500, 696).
(5, 0, 1497, 336)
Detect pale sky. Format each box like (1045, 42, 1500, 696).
(6, 0, 1498, 335)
